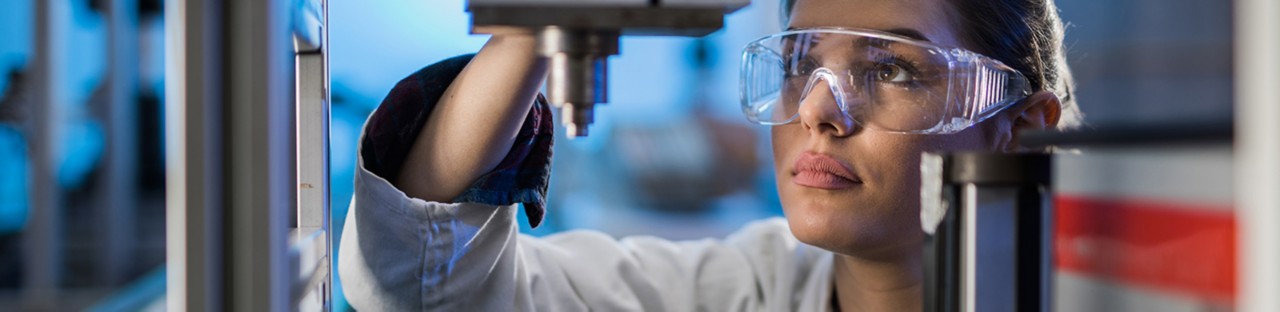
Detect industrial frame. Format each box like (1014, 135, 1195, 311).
(165, 0, 331, 310)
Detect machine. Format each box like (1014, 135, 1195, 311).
(467, 0, 750, 137)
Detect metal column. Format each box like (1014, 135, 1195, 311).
(223, 0, 296, 309)
(165, 0, 226, 308)
(1235, 0, 1280, 310)
(166, 0, 295, 310)
(100, 0, 140, 285)
(921, 152, 1053, 312)
(292, 0, 331, 309)
(24, 0, 65, 309)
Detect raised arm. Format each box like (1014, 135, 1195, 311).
(396, 34, 548, 202)
(340, 35, 828, 311)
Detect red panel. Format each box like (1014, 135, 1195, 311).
(1054, 195, 1236, 302)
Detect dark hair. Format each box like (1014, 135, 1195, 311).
(779, 0, 1082, 128)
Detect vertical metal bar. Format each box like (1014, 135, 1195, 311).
(224, 0, 294, 309)
(320, 0, 332, 306)
(293, 0, 332, 307)
(295, 6, 328, 232)
(1014, 186, 1048, 312)
(24, 0, 63, 309)
(961, 184, 977, 312)
(928, 153, 1052, 312)
(167, 0, 294, 310)
(165, 0, 225, 309)
(1235, 0, 1280, 310)
(102, 0, 139, 285)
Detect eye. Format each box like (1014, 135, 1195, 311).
(873, 62, 912, 82)
(785, 57, 818, 77)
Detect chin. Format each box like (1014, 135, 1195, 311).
(778, 186, 861, 251)
(779, 183, 925, 257)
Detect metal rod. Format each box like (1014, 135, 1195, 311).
(101, 0, 140, 285)
(165, 0, 225, 309)
(293, 0, 331, 308)
(23, 0, 63, 309)
(294, 1, 328, 231)
(224, 0, 294, 310)
(538, 26, 618, 137)
(167, 0, 297, 310)
(1235, 0, 1280, 310)
(1020, 118, 1233, 148)
(923, 152, 1053, 312)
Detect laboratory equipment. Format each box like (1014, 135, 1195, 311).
(467, 0, 750, 137)
(921, 152, 1053, 312)
(166, 0, 331, 309)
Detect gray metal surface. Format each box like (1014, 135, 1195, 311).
(539, 26, 617, 137)
(224, 0, 294, 309)
(923, 152, 1053, 312)
(662, 0, 751, 8)
(291, 228, 329, 310)
(293, 0, 332, 308)
(962, 186, 1020, 312)
(470, 0, 646, 6)
(24, 0, 62, 309)
(1235, 0, 1280, 310)
(295, 36, 329, 230)
(469, 0, 749, 137)
(470, 7, 732, 35)
(99, 0, 140, 285)
(165, 0, 225, 309)
(167, 0, 296, 310)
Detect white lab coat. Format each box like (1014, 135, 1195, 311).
(338, 131, 838, 311)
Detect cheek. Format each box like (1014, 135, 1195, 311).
(877, 131, 997, 192)
(865, 139, 926, 203)
(769, 126, 805, 173)
(854, 132, 922, 179)
(861, 133, 982, 199)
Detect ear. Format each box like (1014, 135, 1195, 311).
(1002, 91, 1061, 151)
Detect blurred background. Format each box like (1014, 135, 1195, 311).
(0, 0, 1257, 311)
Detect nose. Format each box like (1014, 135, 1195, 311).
(797, 75, 857, 137)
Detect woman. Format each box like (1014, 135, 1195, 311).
(339, 0, 1082, 310)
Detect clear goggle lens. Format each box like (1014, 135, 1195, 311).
(740, 28, 1031, 134)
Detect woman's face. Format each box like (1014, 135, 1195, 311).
(773, 0, 1011, 258)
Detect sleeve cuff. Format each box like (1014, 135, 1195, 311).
(452, 93, 554, 227)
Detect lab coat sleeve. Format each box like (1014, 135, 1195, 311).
(357, 54, 555, 228)
(339, 55, 816, 312)
(517, 219, 816, 312)
(338, 160, 529, 311)
(340, 164, 811, 311)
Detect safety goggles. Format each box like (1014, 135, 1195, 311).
(740, 27, 1031, 134)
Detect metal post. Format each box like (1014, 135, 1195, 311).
(167, 0, 295, 310)
(293, 0, 332, 308)
(223, 0, 295, 309)
(1235, 0, 1280, 310)
(922, 152, 1053, 312)
(165, 0, 225, 309)
(294, 0, 328, 234)
(101, 0, 140, 285)
(24, 0, 64, 309)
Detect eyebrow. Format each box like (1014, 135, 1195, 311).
(785, 27, 932, 42)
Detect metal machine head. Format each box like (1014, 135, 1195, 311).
(468, 0, 750, 137)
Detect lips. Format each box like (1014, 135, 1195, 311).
(792, 152, 861, 189)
